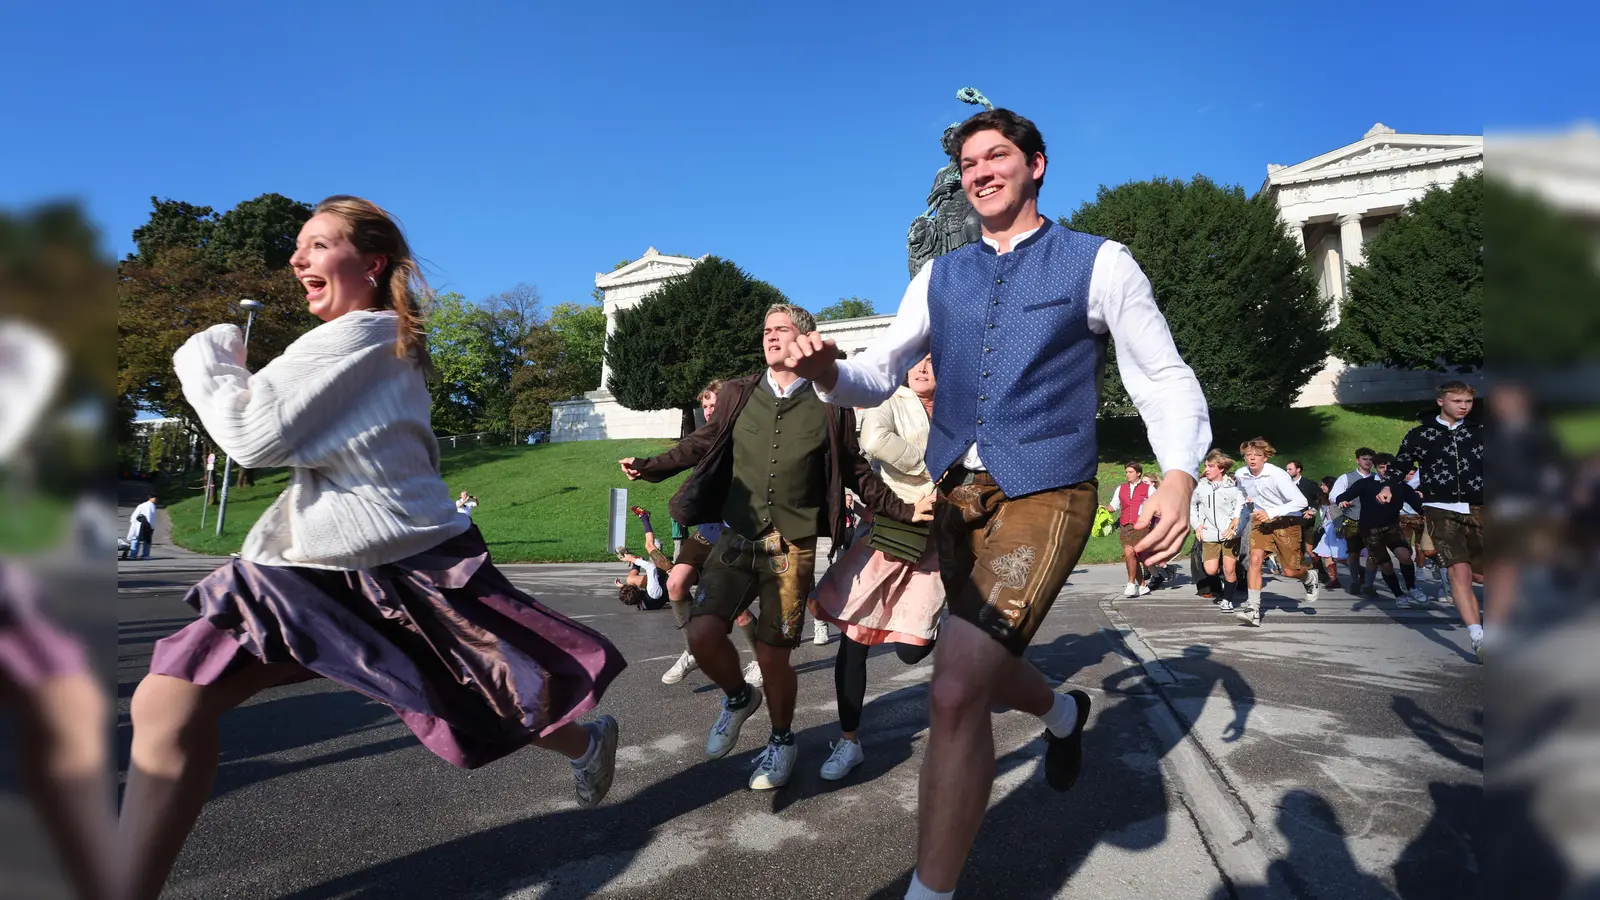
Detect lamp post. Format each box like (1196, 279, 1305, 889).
(215, 298, 263, 536)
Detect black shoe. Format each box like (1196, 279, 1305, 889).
(1044, 689, 1092, 792)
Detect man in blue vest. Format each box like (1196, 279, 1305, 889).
(780, 108, 1210, 899)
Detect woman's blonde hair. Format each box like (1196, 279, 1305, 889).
(312, 195, 430, 369)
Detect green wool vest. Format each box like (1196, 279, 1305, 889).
(726, 382, 830, 541)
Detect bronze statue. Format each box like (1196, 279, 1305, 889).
(906, 88, 994, 276)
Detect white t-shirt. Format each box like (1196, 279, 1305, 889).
(635, 559, 665, 600)
(455, 498, 478, 517)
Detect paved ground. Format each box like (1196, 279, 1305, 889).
(91, 482, 1482, 899)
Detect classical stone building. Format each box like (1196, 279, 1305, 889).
(550, 249, 897, 442)
(1264, 123, 1483, 405)
(553, 124, 1489, 440)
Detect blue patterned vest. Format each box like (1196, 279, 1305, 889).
(926, 219, 1106, 498)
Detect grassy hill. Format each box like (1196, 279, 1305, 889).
(162, 403, 1432, 565)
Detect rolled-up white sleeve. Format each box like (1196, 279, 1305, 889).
(1265, 468, 1308, 519)
(814, 262, 934, 409)
(1089, 242, 1211, 478)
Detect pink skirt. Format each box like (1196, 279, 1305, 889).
(0, 563, 87, 687)
(810, 529, 944, 646)
(148, 527, 625, 770)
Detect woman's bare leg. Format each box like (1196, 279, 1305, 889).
(119, 662, 306, 900)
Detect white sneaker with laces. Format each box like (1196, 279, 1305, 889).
(749, 738, 798, 790)
(1138, 584, 1152, 596)
(819, 738, 864, 781)
(1303, 580, 1320, 604)
(813, 620, 829, 645)
(661, 651, 698, 685)
(742, 659, 765, 689)
(1235, 605, 1261, 627)
(1123, 583, 1138, 598)
(1217, 599, 1236, 612)
(705, 688, 763, 759)
(573, 716, 619, 808)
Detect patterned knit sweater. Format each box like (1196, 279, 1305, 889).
(175, 310, 469, 570)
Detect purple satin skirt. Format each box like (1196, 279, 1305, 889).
(0, 563, 88, 687)
(148, 527, 626, 769)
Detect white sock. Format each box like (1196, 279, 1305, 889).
(569, 728, 599, 769)
(1468, 623, 1484, 642)
(1041, 691, 1078, 738)
(1247, 589, 1262, 606)
(906, 871, 955, 900)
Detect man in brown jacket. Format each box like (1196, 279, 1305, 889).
(621, 303, 933, 791)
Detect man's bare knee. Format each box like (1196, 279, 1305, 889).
(667, 565, 697, 603)
(686, 616, 726, 654)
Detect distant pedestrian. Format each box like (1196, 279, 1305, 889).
(127, 494, 158, 559)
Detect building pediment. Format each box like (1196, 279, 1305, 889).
(595, 247, 704, 289)
(1266, 124, 1482, 189)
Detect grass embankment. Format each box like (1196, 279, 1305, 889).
(164, 404, 1430, 564)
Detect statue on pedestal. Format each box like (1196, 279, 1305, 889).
(906, 87, 995, 277)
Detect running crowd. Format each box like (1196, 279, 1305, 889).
(21, 106, 1473, 900)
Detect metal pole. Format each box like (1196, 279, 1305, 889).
(216, 302, 260, 536)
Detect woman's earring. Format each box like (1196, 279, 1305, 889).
(367, 275, 378, 287)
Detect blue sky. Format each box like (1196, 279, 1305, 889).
(4, 1, 1593, 319)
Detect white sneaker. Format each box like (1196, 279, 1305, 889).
(748, 737, 798, 790)
(742, 659, 765, 689)
(819, 738, 864, 781)
(1472, 633, 1484, 664)
(1235, 605, 1261, 627)
(1217, 599, 1236, 612)
(705, 688, 763, 759)
(1303, 580, 1320, 605)
(1137, 584, 1152, 596)
(1123, 583, 1138, 598)
(661, 651, 698, 685)
(572, 716, 619, 808)
(813, 620, 829, 646)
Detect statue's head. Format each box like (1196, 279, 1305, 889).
(940, 123, 962, 161)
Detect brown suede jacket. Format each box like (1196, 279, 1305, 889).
(632, 373, 916, 559)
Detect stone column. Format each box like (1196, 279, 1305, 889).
(1284, 218, 1307, 254)
(1337, 213, 1365, 295)
(598, 298, 616, 393)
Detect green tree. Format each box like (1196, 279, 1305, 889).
(1335, 172, 1482, 370)
(425, 292, 501, 435)
(1483, 176, 1600, 369)
(510, 323, 590, 433)
(546, 299, 606, 390)
(1066, 175, 1328, 413)
(817, 296, 875, 321)
(607, 256, 787, 434)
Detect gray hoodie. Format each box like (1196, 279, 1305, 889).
(1191, 475, 1243, 543)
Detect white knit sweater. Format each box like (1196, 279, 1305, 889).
(175, 310, 469, 570)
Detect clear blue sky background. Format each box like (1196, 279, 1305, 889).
(4, 1, 1593, 318)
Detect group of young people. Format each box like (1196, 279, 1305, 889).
(110, 107, 1215, 900)
(1180, 382, 1486, 658)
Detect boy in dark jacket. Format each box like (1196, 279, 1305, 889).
(1383, 380, 1485, 660)
(1336, 453, 1425, 605)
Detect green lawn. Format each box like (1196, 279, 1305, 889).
(0, 488, 68, 554)
(162, 403, 1432, 565)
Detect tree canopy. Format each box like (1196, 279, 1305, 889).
(817, 296, 875, 321)
(1335, 172, 1482, 370)
(1065, 175, 1328, 413)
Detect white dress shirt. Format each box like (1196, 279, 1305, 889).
(1233, 462, 1308, 519)
(815, 225, 1210, 478)
(765, 369, 811, 399)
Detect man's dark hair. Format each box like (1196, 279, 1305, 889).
(1374, 452, 1395, 466)
(1124, 461, 1144, 474)
(951, 108, 1047, 192)
(619, 584, 647, 607)
(148, 494, 158, 501)
(1287, 460, 1304, 471)
(1355, 447, 1375, 459)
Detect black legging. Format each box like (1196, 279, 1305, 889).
(835, 633, 935, 734)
